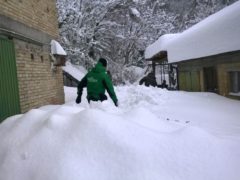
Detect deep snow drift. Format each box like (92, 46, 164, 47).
(0, 85, 240, 180)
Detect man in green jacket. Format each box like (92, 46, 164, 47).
(76, 58, 118, 107)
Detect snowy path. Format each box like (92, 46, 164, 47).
(0, 85, 240, 180)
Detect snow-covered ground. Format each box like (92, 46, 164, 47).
(0, 85, 240, 180)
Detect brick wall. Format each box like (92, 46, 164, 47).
(14, 39, 64, 113)
(0, 0, 65, 113)
(0, 0, 59, 39)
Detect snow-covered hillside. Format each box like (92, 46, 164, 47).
(56, 0, 238, 83)
(0, 85, 240, 180)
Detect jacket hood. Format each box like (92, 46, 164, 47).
(92, 62, 106, 73)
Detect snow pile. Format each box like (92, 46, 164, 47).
(145, 1, 240, 62)
(64, 86, 78, 103)
(0, 85, 240, 180)
(62, 61, 87, 80)
(50, 40, 67, 56)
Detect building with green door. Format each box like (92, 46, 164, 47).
(0, 0, 65, 122)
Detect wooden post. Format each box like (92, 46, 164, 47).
(152, 61, 156, 75)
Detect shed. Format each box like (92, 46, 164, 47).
(62, 62, 87, 87)
(144, 34, 180, 89)
(145, 1, 240, 99)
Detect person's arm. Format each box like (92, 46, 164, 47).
(103, 74, 118, 106)
(76, 74, 87, 104)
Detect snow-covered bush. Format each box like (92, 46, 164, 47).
(122, 66, 145, 84)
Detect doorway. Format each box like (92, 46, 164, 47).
(0, 37, 21, 122)
(204, 66, 218, 93)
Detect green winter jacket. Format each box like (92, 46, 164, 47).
(77, 62, 118, 104)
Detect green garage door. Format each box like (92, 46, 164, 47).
(179, 71, 200, 92)
(0, 37, 20, 123)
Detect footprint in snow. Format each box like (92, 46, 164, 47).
(166, 118, 190, 124)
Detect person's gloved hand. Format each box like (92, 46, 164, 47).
(76, 95, 81, 104)
(114, 100, 118, 107)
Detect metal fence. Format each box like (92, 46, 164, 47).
(155, 62, 178, 90)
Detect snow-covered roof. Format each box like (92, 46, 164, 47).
(130, 7, 141, 18)
(62, 61, 87, 80)
(50, 40, 67, 56)
(144, 34, 180, 59)
(145, 1, 240, 63)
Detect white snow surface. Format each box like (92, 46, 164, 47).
(62, 61, 87, 80)
(50, 40, 67, 56)
(0, 85, 240, 180)
(145, 1, 240, 62)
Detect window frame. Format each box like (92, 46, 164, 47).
(228, 71, 240, 96)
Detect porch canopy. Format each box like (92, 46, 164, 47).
(50, 40, 67, 56)
(145, 0, 240, 63)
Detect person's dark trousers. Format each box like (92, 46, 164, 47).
(88, 94, 108, 104)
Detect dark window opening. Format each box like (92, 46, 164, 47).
(40, 56, 44, 63)
(229, 71, 240, 93)
(31, 53, 34, 61)
(204, 66, 218, 93)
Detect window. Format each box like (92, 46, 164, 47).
(229, 71, 240, 94)
(40, 56, 44, 63)
(31, 53, 34, 61)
